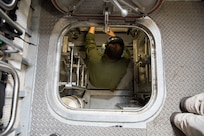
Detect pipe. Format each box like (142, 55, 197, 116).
(80, 58, 86, 87)
(81, 64, 85, 87)
(118, 0, 141, 13)
(109, 0, 128, 17)
(0, 8, 23, 35)
(68, 42, 74, 84)
(0, 0, 17, 11)
(144, 37, 149, 84)
(0, 34, 23, 52)
(76, 57, 80, 86)
(0, 61, 20, 136)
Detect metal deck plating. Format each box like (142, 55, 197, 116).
(21, 1, 204, 135)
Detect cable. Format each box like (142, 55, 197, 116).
(15, 35, 37, 46)
(1, 31, 37, 46)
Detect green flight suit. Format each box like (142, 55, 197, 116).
(85, 32, 131, 89)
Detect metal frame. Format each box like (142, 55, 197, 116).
(45, 17, 166, 128)
(0, 61, 20, 136)
(59, 42, 86, 91)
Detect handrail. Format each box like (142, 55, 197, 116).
(0, 8, 23, 35)
(0, 34, 23, 52)
(0, 61, 20, 136)
(0, 0, 17, 11)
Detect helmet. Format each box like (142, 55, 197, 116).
(104, 36, 125, 60)
(107, 36, 124, 47)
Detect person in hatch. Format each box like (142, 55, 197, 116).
(84, 26, 131, 91)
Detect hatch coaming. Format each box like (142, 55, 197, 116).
(46, 16, 165, 127)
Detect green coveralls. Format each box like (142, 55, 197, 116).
(85, 32, 130, 89)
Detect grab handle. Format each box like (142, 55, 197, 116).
(0, 61, 20, 136)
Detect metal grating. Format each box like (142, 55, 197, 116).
(29, 1, 204, 136)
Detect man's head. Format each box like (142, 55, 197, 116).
(104, 36, 124, 60)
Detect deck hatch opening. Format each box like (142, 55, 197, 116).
(46, 17, 165, 128)
(59, 26, 153, 110)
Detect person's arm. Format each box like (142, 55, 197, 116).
(85, 27, 101, 60)
(106, 28, 116, 37)
(85, 27, 96, 49)
(89, 26, 95, 34)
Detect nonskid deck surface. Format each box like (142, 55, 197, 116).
(27, 1, 204, 136)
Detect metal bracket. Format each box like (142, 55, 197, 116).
(104, 11, 110, 33)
